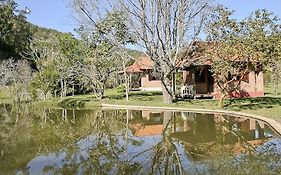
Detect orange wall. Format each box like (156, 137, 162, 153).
(141, 73, 162, 88)
(183, 69, 264, 98)
(213, 71, 264, 98)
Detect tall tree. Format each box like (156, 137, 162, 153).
(206, 7, 281, 107)
(0, 59, 33, 103)
(0, 0, 31, 59)
(71, 0, 210, 103)
(118, 0, 211, 103)
(71, 1, 136, 99)
(27, 33, 86, 99)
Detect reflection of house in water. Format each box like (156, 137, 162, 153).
(129, 111, 164, 136)
(171, 113, 272, 144)
(129, 110, 274, 144)
(234, 116, 267, 140)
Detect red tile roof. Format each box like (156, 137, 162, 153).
(125, 41, 257, 73)
(126, 56, 154, 73)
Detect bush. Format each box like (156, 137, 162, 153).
(116, 84, 126, 93)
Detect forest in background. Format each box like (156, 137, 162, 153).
(1, 0, 281, 106)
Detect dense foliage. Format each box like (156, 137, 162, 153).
(206, 6, 281, 107)
(0, 0, 281, 105)
(0, 0, 31, 59)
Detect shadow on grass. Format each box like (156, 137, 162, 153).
(225, 97, 281, 111)
(105, 91, 163, 101)
(58, 97, 94, 109)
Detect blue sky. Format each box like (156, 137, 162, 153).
(16, 0, 281, 34)
(16, 0, 75, 33)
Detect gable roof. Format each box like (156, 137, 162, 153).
(126, 56, 154, 73)
(125, 41, 259, 73)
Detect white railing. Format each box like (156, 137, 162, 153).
(181, 85, 195, 98)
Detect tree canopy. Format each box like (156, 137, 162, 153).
(206, 6, 281, 107)
(0, 0, 31, 59)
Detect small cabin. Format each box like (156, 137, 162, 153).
(124, 56, 264, 99)
(125, 56, 162, 91)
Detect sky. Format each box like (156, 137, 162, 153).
(16, 0, 75, 33)
(16, 0, 281, 35)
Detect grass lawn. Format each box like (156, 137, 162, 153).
(102, 88, 281, 122)
(1, 85, 281, 122)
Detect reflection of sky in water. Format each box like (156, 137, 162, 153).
(257, 138, 281, 153)
(24, 135, 281, 175)
(27, 152, 67, 175)
(25, 133, 165, 175)
(1, 108, 280, 174)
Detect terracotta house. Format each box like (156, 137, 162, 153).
(182, 64, 264, 99)
(125, 54, 264, 99)
(125, 56, 162, 91)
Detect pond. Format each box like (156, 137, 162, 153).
(0, 105, 281, 175)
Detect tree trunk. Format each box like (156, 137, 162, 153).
(273, 73, 279, 95)
(60, 79, 63, 97)
(123, 60, 129, 101)
(72, 85, 75, 96)
(163, 111, 173, 128)
(100, 85, 105, 99)
(172, 72, 176, 100)
(274, 81, 279, 95)
(64, 79, 67, 97)
(191, 69, 196, 99)
(162, 83, 173, 104)
(218, 94, 226, 108)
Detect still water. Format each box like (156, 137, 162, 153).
(0, 105, 281, 175)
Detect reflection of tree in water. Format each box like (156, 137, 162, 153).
(1, 107, 281, 174)
(42, 111, 281, 174)
(207, 140, 281, 175)
(42, 110, 144, 175)
(130, 112, 281, 174)
(0, 106, 137, 174)
(175, 113, 281, 174)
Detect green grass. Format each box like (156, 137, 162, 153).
(1, 85, 281, 122)
(265, 84, 281, 95)
(102, 87, 281, 121)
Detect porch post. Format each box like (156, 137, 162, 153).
(191, 68, 196, 91)
(183, 70, 189, 85)
(129, 73, 132, 90)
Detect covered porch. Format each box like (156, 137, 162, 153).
(180, 65, 215, 99)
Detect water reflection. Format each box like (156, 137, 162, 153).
(0, 105, 280, 174)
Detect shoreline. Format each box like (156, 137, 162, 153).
(101, 103, 281, 136)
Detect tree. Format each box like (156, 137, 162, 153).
(70, 0, 210, 103)
(266, 32, 281, 95)
(242, 10, 281, 96)
(71, 1, 136, 99)
(269, 60, 281, 95)
(27, 32, 86, 99)
(26, 33, 61, 99)
(205, 6, 250, 107)
(206, 7, 281, 107)
(0, 0, 31, 59)
(0, 59, 33, 103)
(118, 0, 210, 103)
